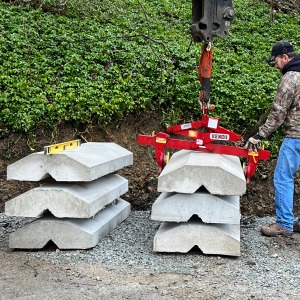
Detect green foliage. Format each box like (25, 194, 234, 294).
(209, 0, 300, 135)
(0, 0, 195, 134)
(0, 0, 300, 157)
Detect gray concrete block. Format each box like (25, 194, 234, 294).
(158, 150, 246, 195)
(5, 174, 128, 218)
(7, 142, 133, 182)
(153, 221, 240, 256)
(151, 191, 240, 223)
(9, 198, 131, 249)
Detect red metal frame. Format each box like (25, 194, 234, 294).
(137, 104, 270, 183)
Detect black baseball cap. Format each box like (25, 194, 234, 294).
(266, 40, 295, 64)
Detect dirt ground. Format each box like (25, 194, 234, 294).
(3, 110, 286, 300)
(1, 110, 300, 218)
(0, 249, 204, 300)
(1, 0, 300, 217)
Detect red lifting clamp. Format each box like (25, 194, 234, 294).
(137, 103, 270, 183)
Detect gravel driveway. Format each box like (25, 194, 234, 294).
(1, 212, 299, 299)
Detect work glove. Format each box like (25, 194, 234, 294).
(245, 134, 263, 152)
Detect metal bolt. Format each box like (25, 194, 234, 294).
(223, 8, 235, 19)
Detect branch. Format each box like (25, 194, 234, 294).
(263, 0, 298, 14)
(245, 104, 272, 140)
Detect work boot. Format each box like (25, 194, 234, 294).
(260, 223, 293, 237)
(293, 221, 300, 233)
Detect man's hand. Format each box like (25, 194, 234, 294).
(245, 134, 263, 152)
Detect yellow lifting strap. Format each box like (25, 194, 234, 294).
(44, 139, 81, 155)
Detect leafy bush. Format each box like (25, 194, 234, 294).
(0, 0, 300, 157)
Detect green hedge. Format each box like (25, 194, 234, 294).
(0, 0, 300, 146)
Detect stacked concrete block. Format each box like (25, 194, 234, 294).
(151, 150, 246, 256)
(157, 150, 246, 195)
(7, 142, 133, 182)
(151, 192, 240, 224)
(9, 199, 130, 249)
(5, 174, 128, 218)
(153, 221, 241, 256)
(5, 142, 133, 249)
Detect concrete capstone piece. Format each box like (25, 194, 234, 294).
(151, 191, 240, 223)
(7, 142, 133, 182)
(9, 198, 131, 249)
(153, 220, 240, 256)
(5, 174, 128, 218)
(157, 150, 246, 195)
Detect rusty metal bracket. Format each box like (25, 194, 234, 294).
(190, 0, 235, 42)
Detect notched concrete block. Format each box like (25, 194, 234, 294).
(5, 174, 128, 218)
(153, 220, 240, 256)
(7, 142, 133, 182)
(9, 198, 131, 250)
(158, 150, 246, 196)
(151, 191, 240, 223)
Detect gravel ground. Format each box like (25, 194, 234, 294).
(1, 212, 300, 299)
